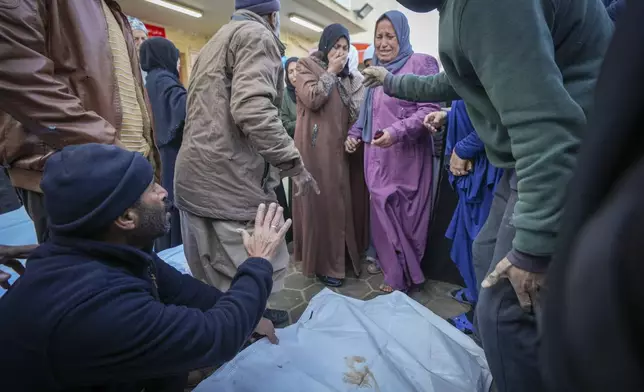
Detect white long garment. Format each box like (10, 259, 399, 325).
(348, 44, 359, 72)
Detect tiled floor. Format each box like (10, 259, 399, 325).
(268, 258, 471, 327)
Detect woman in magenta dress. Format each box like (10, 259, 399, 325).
(347, 11, 441, 292)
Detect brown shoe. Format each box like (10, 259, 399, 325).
(186, 367, 217, 388)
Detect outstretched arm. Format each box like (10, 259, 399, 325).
(154, 257, 222, 311)
(384, 71, 460, 103)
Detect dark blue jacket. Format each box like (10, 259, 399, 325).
(0, 236, 273, 391)
(603, 0, 625, 21)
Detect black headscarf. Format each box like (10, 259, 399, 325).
(318, 23, 351, 78)
(284, 57, 298, 103)
(140, 37, 186, 147)
(140, 37, 179, 76)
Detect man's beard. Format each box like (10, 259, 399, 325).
(131, 199, 172, 244)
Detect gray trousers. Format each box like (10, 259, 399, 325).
(180, 209, 289, 294)
(472, 170, 543, 392)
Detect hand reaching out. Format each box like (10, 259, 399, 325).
(240, 203, 292, 263)
(362, 66, 390, 88)
(423, 111, 447, 134)
(0, 244, 38, 290)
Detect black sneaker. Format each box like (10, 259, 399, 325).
(317, 275, 344, 287)
(263, 308, 289, 326)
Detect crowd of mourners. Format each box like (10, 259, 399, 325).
(0, 0, 642, 391)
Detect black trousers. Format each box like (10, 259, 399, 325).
(472, 170, 542, 392)
(274, 181, 292, 243)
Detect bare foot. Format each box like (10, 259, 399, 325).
(379, 284, 394, 293)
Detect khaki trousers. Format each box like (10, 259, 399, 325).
(180, 210, 288, 293)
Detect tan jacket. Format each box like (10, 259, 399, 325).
(0, 0, 160, 192)
(174, 10, 303, 221)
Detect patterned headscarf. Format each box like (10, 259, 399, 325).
(127, 16, 148, 35)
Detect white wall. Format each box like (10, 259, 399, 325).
(351, 0, 441, 65)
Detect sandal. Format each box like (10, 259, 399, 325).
(379, 284, 394, 293)
(448, 313, 475, 336)
(367, 263, 382, 275)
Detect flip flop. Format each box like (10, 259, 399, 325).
(448, 313, 475, 335)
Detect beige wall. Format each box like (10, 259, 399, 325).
(282, 31, 317, 58)
(144, 22, 314, 72)
(139, 21, 211, 81)
(164, 26, 210, 57)
(163, 26, 210, 82)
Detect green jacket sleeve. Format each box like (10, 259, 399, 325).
(383, 71, 460, 103)
(280, 95, 296, 138)
(461, 0, 586, 269)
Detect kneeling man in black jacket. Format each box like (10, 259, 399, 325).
(0, 143, 289, 392)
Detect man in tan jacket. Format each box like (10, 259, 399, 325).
(0, 0, 159, 243)
(175, 0, 318, 326)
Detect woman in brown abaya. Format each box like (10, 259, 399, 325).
(293, 24, 368, 287)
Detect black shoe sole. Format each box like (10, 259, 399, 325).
(317, 275, 344, 288)
(263, 309, 289, 326)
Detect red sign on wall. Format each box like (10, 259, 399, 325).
(353, 43, 370, 64)
(144, 23, 166, 38)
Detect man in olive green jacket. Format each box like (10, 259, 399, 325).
(363, 0, 613, 391)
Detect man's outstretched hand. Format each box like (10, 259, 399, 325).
(481, 257, 545, 313)
(362, 66, 390, 88)
(0, 244, 38, 290)
(240, 203, 292, 263)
